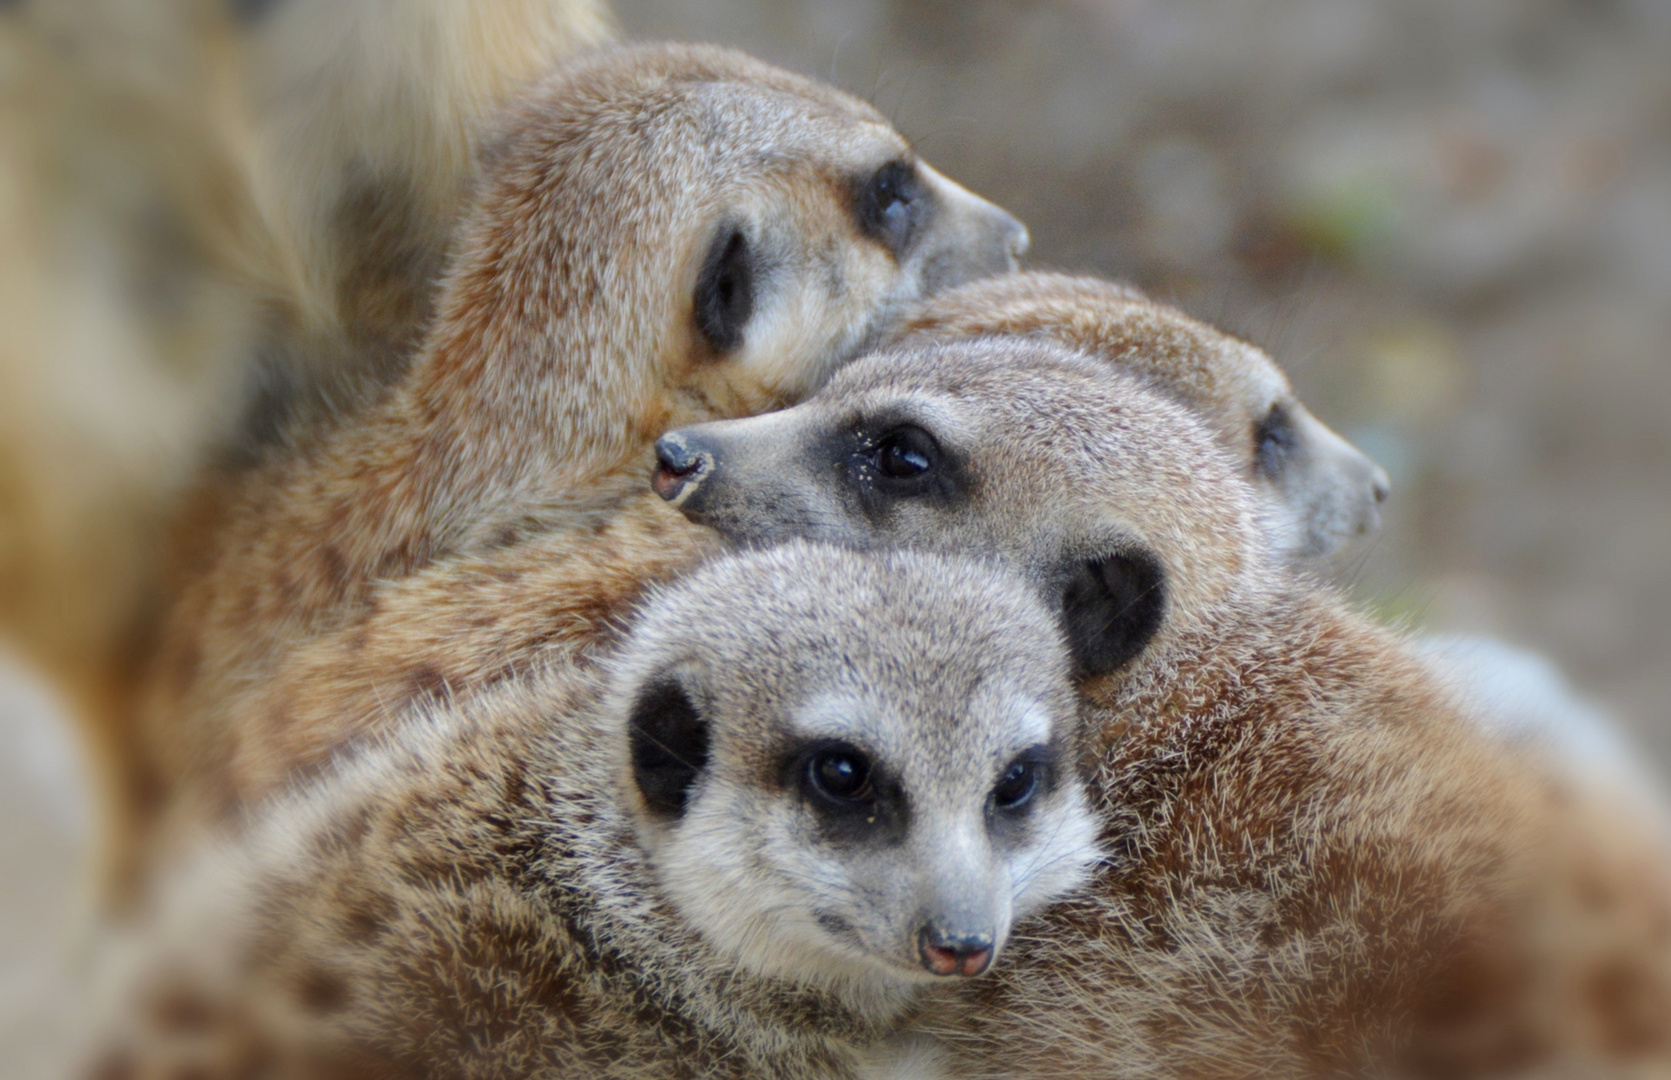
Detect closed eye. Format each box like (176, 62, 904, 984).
(1254, 402, 1297, 477)
(855, 160, 926, 255)
(693, 225, 755, 354)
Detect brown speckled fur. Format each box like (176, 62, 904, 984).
(238, 493, 717, 799)
(928, 581, 1671, 1078)
(0, 0, 614, 882)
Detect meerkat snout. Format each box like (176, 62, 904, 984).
(1259, 400, 1392, 558)
(650, 431, 715, 507)
(611, 541, 1097, 990)
(911, 163, 1030, 290)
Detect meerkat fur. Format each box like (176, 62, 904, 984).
(896, 271, 1390, 563)
(88, 542, 1097, 1079)
(134, 42, 1027, 859)
(656, 337, 1671, 1076)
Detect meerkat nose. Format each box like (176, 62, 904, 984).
(651, 432, 714, 506)
(1370, 464, 1391, 505)
(918, 927, 995, 978)
(1006, 218, 1031, 263)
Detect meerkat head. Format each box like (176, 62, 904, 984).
(895, 272, 1391, 563)
(652, 338, 1266, 677)
(609, 541, 1096, 993)
(420, 42, 1027, 480)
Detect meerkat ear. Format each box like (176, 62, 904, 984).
(1059, 550, 1167, 677)
(628, 678, 711, 820)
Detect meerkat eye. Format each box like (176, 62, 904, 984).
(1254, 402, 1297, 477)
(856, 160, 925, 254)
(872, 425, 938, 485)
(991, 754, 1047, 812)
(693, 225, 755, 354)
(805, 744, 875, 805)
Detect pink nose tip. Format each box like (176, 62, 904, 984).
(922, 944, 991, 977)
(918, 928, 995, 977)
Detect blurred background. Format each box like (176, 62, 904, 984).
(2, 0, 1668, 1072)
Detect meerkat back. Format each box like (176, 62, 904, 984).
(90, 541, 1097, 1079)
(0, 0, 620, 908)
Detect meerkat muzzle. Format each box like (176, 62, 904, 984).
(651, 432, 714, 507)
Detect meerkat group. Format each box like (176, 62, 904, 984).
(22, 3, 1663, 1077)
(657, 338, 1671, 1075)
(127, 41, 1024, 880)
(89, 542, 1097, 1079)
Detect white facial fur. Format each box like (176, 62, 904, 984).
(610, 542, 1098, 1000)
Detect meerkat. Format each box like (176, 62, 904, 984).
(652, 338, 1671, 1076)
(144, 267, 1368, 810)
(896, 274, 1656, 869)
(893, 271, 1390, 562)
(87, 541, 1098, 1080)
(133, 42, 1027, 854)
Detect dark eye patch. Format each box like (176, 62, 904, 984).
(854, 160, 928, 255)
(693, 225, 755, 354)
(629, 678, 710, 820)
(988, 744, 1061, 845)
(785, 738, 909, 847)
(872, 425, 939, 487)
(1254, 402, 1298, 477)
(991, 749, 1053, 813)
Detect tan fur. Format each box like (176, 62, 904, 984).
(234, 493, 716, 800)
(132, 43, 1027, 873)
(897, 271, 1390, 562)
(0, 1, 270, 880)
(657, 338, 1671, 1077)
(88, 543, 1094, 1079)
(236, 0, 616, 364)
